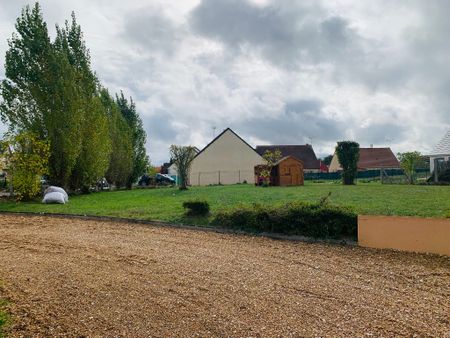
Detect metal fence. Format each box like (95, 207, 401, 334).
(304, 168, 430, 184)
(189, 170, 255, 186)
(185, 168, 432, 185)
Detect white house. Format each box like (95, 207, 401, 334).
(189, 128, 264, 186)
(428, 130, 450, 173)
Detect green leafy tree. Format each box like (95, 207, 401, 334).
(397, 151, 423, 184)
(101, 89, 133, 188)
(170, 145, 197, 190)
(54, 14, 111, 190)
(1, 132, 49, 200)
(1, 4, 143, 192)
(335, 141, 360, 185)
(54, 12, 98, 97)
(116, 92, 149, 188)
(261, 149, 282, 185)
(0, 3, 52, 134)
(70, 97, 111, 191)
(0, 3, 84, 188)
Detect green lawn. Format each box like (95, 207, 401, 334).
(0, 298, 9, 338)
(0, 182, 449, 222)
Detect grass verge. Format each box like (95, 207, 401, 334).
(0, 182, 449, 223)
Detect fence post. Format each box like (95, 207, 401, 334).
(434, 159, 438, 183)
(198, 172, 201, 186)
(218, 170, 221, 184)
(238, 170, 241, 183)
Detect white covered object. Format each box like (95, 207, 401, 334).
(42, 192, 66, 204)
(44, 186, 68, 202)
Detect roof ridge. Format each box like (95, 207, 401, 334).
(193, 127, 262, 160)
(430, 130, 450, 155)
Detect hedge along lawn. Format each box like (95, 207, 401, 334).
(0, 182, 449, 223)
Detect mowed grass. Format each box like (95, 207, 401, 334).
(0, 182, 449, 222)
(0, 297, 9, 338)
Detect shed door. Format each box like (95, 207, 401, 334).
(290, 165, 300, 185)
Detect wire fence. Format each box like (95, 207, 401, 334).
(304, 168, 431, 184)
(183, 168, 434, 185)
(189, 170, 255, 186)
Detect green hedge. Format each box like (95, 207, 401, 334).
(183, 200, 210, 216)
(212, 202, 357, 240)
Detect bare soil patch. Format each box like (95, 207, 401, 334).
(0, 214, 449, 337)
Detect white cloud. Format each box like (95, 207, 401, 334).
(0, 0, 449, 163)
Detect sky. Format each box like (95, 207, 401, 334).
(0, 0, 449, 164)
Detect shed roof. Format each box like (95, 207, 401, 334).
(357, 148, 400, 169)
(256, 145, 319, 169)
(274, 156, 304, 166)
(429, 130, 450, 156)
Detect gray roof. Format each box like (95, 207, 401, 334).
(429, 130, 450, 156)
(255, 144, 319, 169)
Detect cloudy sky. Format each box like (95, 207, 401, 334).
(1, 0, 449, 164)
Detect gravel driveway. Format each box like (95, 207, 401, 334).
(0, 214, 449, 337)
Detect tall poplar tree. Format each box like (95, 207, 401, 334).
(1, 3, 143, 191)
(54, 13, 111, 190)
(116, 92, 149, 188)
(101, 89, 133, 188)
(0, 3, 84, 188)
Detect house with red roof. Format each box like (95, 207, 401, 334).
(328, 147, 400, 172)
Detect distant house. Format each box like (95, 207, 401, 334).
(329, 147, 400, 172)
(255, 144, 321, 173)
(189, 128, 264, 186)
(428, 130, 450, 173)
(160, 163, 171, 174)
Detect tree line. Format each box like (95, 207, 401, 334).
(0, 3, 148, 197)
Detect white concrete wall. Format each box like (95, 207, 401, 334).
(168, 164, 178, 176)
(189, 129, 264, 186)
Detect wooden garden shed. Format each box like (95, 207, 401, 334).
(255, 156, 304, 186)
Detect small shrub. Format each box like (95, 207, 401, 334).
(183, 200, 210, 216)
(212, 200, 357, 240)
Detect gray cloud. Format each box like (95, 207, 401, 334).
(355, 123, 407, 146)
(236, 99, 345, 146)
(189, 0, 362, 69)
(1, 0, 450, 163)
(122, 10, 183, 57)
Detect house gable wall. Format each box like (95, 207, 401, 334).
(328, 153, 342, 172)
(189, 129, 264, 185)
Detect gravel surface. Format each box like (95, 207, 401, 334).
(0, 214, 449, 337)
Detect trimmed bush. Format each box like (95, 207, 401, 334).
(183, 200, 210, 216)
(212, 201, 357, 240)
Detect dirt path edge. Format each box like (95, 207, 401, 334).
(0, 210, 357, 246)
